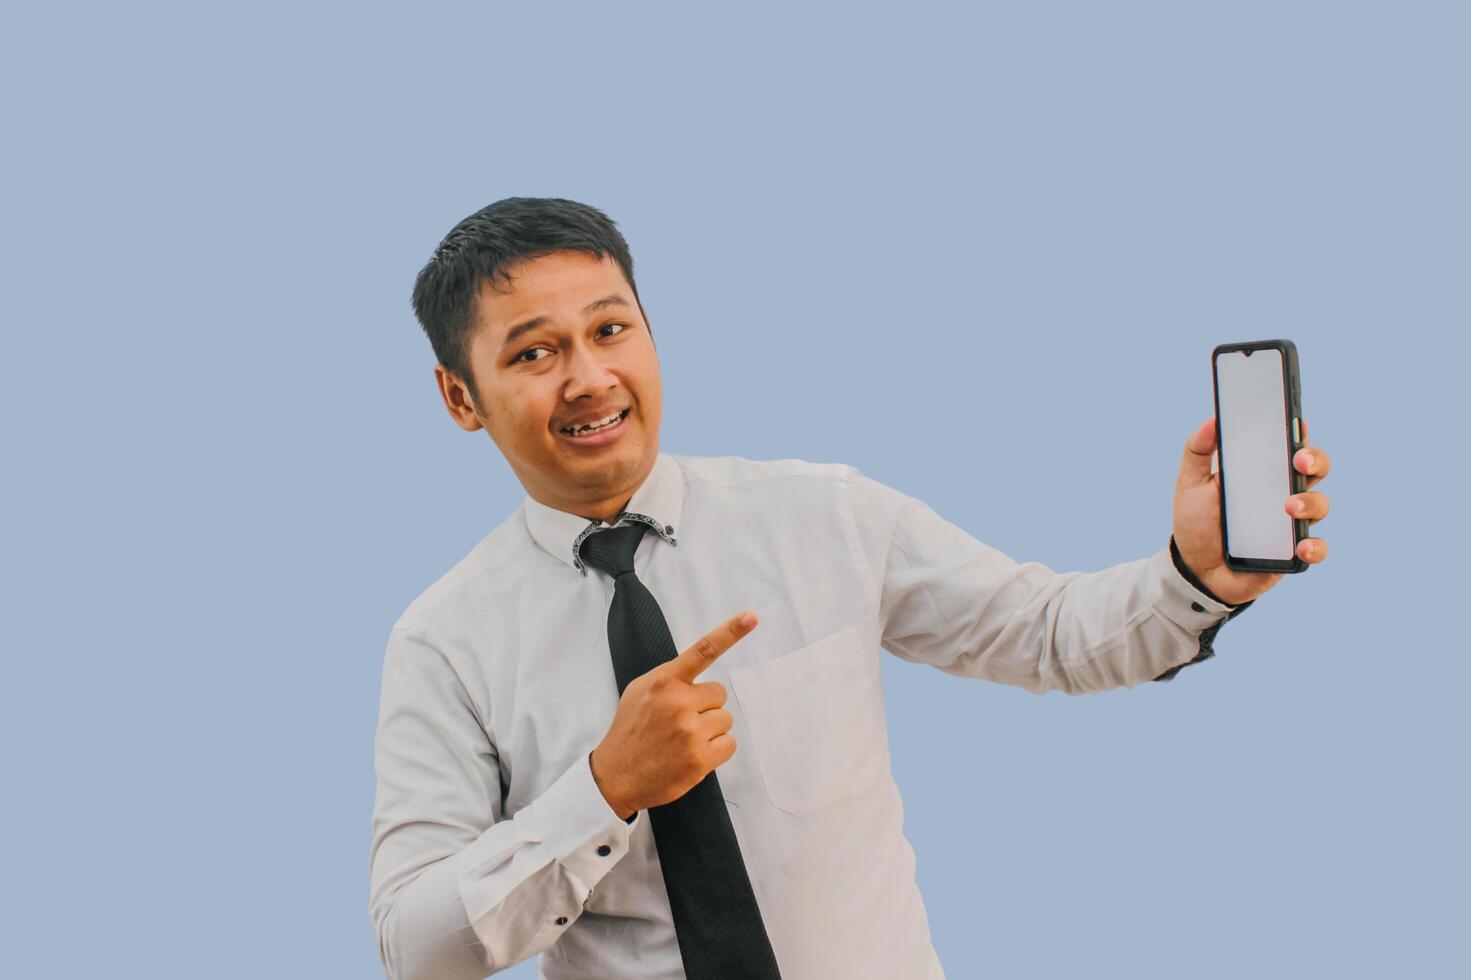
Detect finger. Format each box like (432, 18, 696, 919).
(665, 612, 758, 683)
(1296, 537, 1328, 563)
(1285, 491, 1330, 523)
(690, 679, 728, 710)
(708, 732, 737, 764)
(1179, 417, 1218, 487)
(1294, 444, 1331, 489)
(696, 707, 734, 739)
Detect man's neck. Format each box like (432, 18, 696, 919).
(579, 494, 634, 525)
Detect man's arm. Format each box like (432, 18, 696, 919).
(841, 466, 1251, 695)
(369, 626, 642, 979)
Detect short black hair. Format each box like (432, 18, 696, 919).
(411, 196, 643, 406)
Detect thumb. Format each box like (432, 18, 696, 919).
(1178, 417, 1217, 488)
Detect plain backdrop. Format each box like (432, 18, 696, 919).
(4, 2, 1466, 978)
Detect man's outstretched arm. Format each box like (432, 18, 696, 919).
(843, 466, 1251, 694)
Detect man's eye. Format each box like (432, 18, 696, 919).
(515, 324, 626, 364)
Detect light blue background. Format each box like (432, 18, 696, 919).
(5, 2, 1465, 977)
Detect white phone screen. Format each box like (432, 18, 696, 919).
(1216, 348, 1295, 562)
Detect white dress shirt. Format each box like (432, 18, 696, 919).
(369, 451, 1244, 979)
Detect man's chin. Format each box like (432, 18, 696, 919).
(550, 440, 641, 480)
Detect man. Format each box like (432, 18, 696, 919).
(368, 197, 1332, 979)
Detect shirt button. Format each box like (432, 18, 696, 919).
(597, 844, 611, 856)
(555, 916, 569, 926)
(1190, 602, 1205, 612)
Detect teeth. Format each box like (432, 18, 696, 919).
(563, 410, 624, 435)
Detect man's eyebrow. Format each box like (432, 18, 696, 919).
(498, 294, 633, 353)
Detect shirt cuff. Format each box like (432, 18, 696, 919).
(522, 749, 643, 894)
(1157, 537, 1240, 620)
(1151, 538, 1257, 682)
(1168, 534, 1242, 609)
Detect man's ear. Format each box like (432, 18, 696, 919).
(435, 363, 486, 433)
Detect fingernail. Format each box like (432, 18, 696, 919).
(738, 612, 756, 627)
(1300, 452, 1314, 468)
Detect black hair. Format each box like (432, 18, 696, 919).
(410, 196, 644, 406)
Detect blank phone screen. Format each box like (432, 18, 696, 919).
(1216, 348, 1295, 561)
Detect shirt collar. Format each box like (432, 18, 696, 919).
(522, 451, 684, 577)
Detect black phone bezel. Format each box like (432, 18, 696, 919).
(1211, 338, 1309, 574)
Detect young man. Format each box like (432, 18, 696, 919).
(368, 197, 1332, 979)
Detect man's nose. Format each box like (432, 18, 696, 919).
(562, 342, 618, 398)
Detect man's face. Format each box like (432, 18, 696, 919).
(439, 250, 663, 520)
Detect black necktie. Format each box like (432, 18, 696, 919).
(580, 522, 782, 980)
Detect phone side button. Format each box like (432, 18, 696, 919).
(1293, 416, 1301, 445)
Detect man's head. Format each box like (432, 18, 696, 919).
(412, 197, 663, 523)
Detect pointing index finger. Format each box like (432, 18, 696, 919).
(665, 612, 758, 683)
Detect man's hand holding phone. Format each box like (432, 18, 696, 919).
(1173, 414, 1332, 606)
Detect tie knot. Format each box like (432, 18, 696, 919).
(579, 522, 649, 578)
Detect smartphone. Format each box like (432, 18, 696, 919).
(1211, 339, 1309, 574)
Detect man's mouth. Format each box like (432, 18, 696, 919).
(559, 407, 631, 438)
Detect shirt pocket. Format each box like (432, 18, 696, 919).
(727, 624, 885, 817)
